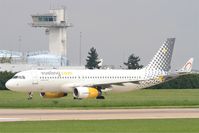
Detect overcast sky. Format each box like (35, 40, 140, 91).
(0, 0, 198, 69)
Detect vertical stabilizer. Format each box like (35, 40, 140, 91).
(145, 38, 175, 71)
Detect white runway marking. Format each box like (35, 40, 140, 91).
(0, 118, 22, 122)
(0, 108, 199, 122)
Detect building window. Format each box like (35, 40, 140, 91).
(38, 16, 56, 22)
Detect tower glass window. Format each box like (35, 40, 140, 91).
(38, 16, 56, 22)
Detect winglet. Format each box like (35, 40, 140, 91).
(178, 58, 194, 73)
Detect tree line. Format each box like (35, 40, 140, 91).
(85, 47, 143, 69)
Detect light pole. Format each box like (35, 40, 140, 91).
(79, 32, 82, 66)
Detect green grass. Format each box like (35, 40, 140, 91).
(1, 89, 199, 108)
(1, 119, 199, 133)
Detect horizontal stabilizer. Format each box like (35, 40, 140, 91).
(178, 58, 194, 74)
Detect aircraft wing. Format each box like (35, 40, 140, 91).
(63, 79, 144, 88)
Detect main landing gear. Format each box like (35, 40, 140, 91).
(96, 96, 105, 99)
(73, 96, 105, 100)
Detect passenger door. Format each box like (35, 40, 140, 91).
(32, 74, 39, 86)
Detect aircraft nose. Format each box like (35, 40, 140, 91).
(5, 80, 15, 90)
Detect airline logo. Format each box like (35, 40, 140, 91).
(41, 71, 73, 77)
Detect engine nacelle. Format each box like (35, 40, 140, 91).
(40, 92, 67, 98)
(73, 87, 101, 99)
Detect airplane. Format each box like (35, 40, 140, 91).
(5, 38, 194, 100)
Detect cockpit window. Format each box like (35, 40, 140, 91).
(12, 75, 25, 79)
(13, 76, 18, 79)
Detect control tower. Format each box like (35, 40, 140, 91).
(30, 8, 72, 58)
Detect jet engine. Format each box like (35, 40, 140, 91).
(40, 92, 67, 98)
(73, 87, 104, 99)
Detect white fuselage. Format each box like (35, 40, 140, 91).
(6, 69, 167, 93)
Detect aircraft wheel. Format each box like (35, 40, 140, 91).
(96, 96, 105, 99)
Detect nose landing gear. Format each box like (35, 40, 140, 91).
(27, 92, 33, 100)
